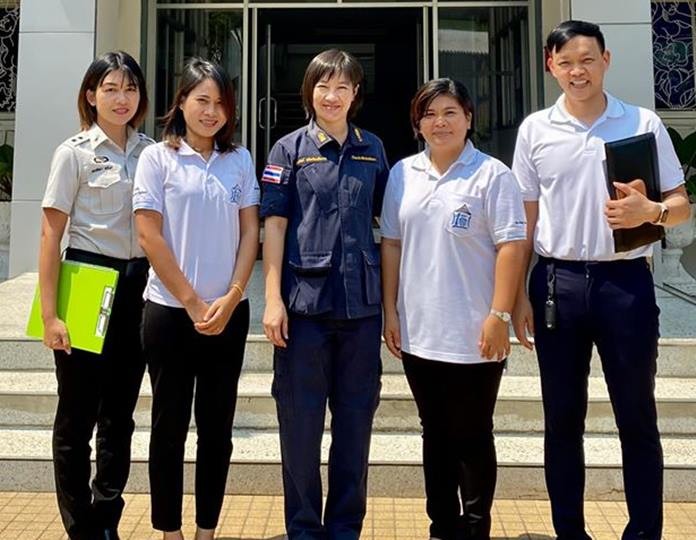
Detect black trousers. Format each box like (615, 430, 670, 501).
(530, 257, 663, 540)
(142, 299, 249, 532)
(402, 352, 504, 540)
(53, 249, 147, 540)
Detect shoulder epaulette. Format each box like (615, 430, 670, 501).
(65, 133, 89, 148)
(138, 133, 156, 145)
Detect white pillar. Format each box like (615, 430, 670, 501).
(8, 0, 96, 277)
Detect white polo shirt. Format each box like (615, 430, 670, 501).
(380, 141, 527, 364)
(133, 141, 260, 307)
(512, 93, 684, 261)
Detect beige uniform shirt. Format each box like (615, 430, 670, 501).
(42, 124, 154, 259)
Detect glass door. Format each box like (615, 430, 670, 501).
(251, 7, 424, 172)
(153, 7, 245, 142)
(435, 4, 532, 165)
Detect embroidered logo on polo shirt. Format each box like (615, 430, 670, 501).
(451, 204, 472, 230)
(229, 184, 242, 204)
(261, 164, 284, 184)
(93, 156, 110, 164)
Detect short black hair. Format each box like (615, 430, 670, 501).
(301, 49, 364, 121)
(546, 20, 605, 54)
(410, 78, 474, 142)
(77, 51, 148, 130)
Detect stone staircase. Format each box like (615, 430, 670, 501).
(0, 271, 695, 500)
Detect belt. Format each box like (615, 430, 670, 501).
(538, 256, 648, 271)
(65, 248, 149, 277)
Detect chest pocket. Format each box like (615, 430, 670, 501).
(442, 194, 486, 239)
(85, 166, 128, 215)
(346, 160, 377, 212)
(296, 163, 338, 214)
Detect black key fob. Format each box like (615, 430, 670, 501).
(545, 299, 556, 330)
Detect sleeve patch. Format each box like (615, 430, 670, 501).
(262, 164, 284, 184)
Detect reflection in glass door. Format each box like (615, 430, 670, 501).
(437, 6, 530, 165)
(155, 9, 244, 142)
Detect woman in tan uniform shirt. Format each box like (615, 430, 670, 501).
(38, 51, 151, 540)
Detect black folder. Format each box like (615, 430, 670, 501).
(605, 133, 665, 252)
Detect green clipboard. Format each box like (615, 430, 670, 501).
(26, 261, 120, 354)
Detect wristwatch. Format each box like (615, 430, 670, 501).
(652, 202, 669, 225)
(490, 309, 511, 323)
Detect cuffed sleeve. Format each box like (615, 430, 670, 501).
(380, 164, 404, 240)
(132, 145, 164, 214)
(42, 144, 79, 215)
(511, 121, 541, 201)
(485, 170, 527, 245)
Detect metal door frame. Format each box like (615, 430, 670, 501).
(145, 1, 538, 150)
(249, 3, 432, 163)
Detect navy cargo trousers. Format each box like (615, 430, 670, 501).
(272, 314, 382, 540)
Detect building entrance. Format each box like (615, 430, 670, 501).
(253, 8, 424, 171)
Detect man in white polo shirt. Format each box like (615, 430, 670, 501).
(512, 20, 690, 540)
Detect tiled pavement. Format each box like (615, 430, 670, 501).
(1, 493, 696, 539)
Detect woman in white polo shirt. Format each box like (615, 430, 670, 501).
(133, 59, 259, 540)
(380, 78, 526, 540)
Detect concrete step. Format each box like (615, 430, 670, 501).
(0, 428, 694, 500)
(2, 336, 696, 377)
(2, 372, 695, 435)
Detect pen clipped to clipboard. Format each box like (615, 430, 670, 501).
(26, 261, 120, 354)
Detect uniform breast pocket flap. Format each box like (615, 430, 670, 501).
(444, 194, 484, 238)
(299, 164, 338, 214)
(288, 251, 333, 276)
(86, 169, 126, 215)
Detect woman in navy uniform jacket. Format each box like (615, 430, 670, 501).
(260, 49, 389, 540)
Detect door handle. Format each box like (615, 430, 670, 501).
(258, 97, 267, 129)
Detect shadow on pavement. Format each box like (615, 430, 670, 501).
(493, 535, 555, 540)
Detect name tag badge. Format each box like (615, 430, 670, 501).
(451, 204, 472, 230)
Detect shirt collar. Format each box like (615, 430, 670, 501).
(307, 120, 370, 149)
(548, 92, 625, 127)
(177, 139, 220, 159)
(87, 123, 142, 155)
(178, 139, 198, 156)
(124, 127, 143, 156)
(87, 123, 110, 150)
(411, 139, 478, 176)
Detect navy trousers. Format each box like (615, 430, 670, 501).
(530, 257, 663, 540)
(272, 314, 382, 540)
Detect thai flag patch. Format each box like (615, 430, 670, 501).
(262, 164, 284, 184)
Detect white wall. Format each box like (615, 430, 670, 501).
(571, 0, 654, 109)
(96, 0, 141, 61)
(8, 0, 96, 277)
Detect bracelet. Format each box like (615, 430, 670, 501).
(230, 282, 244, 297)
